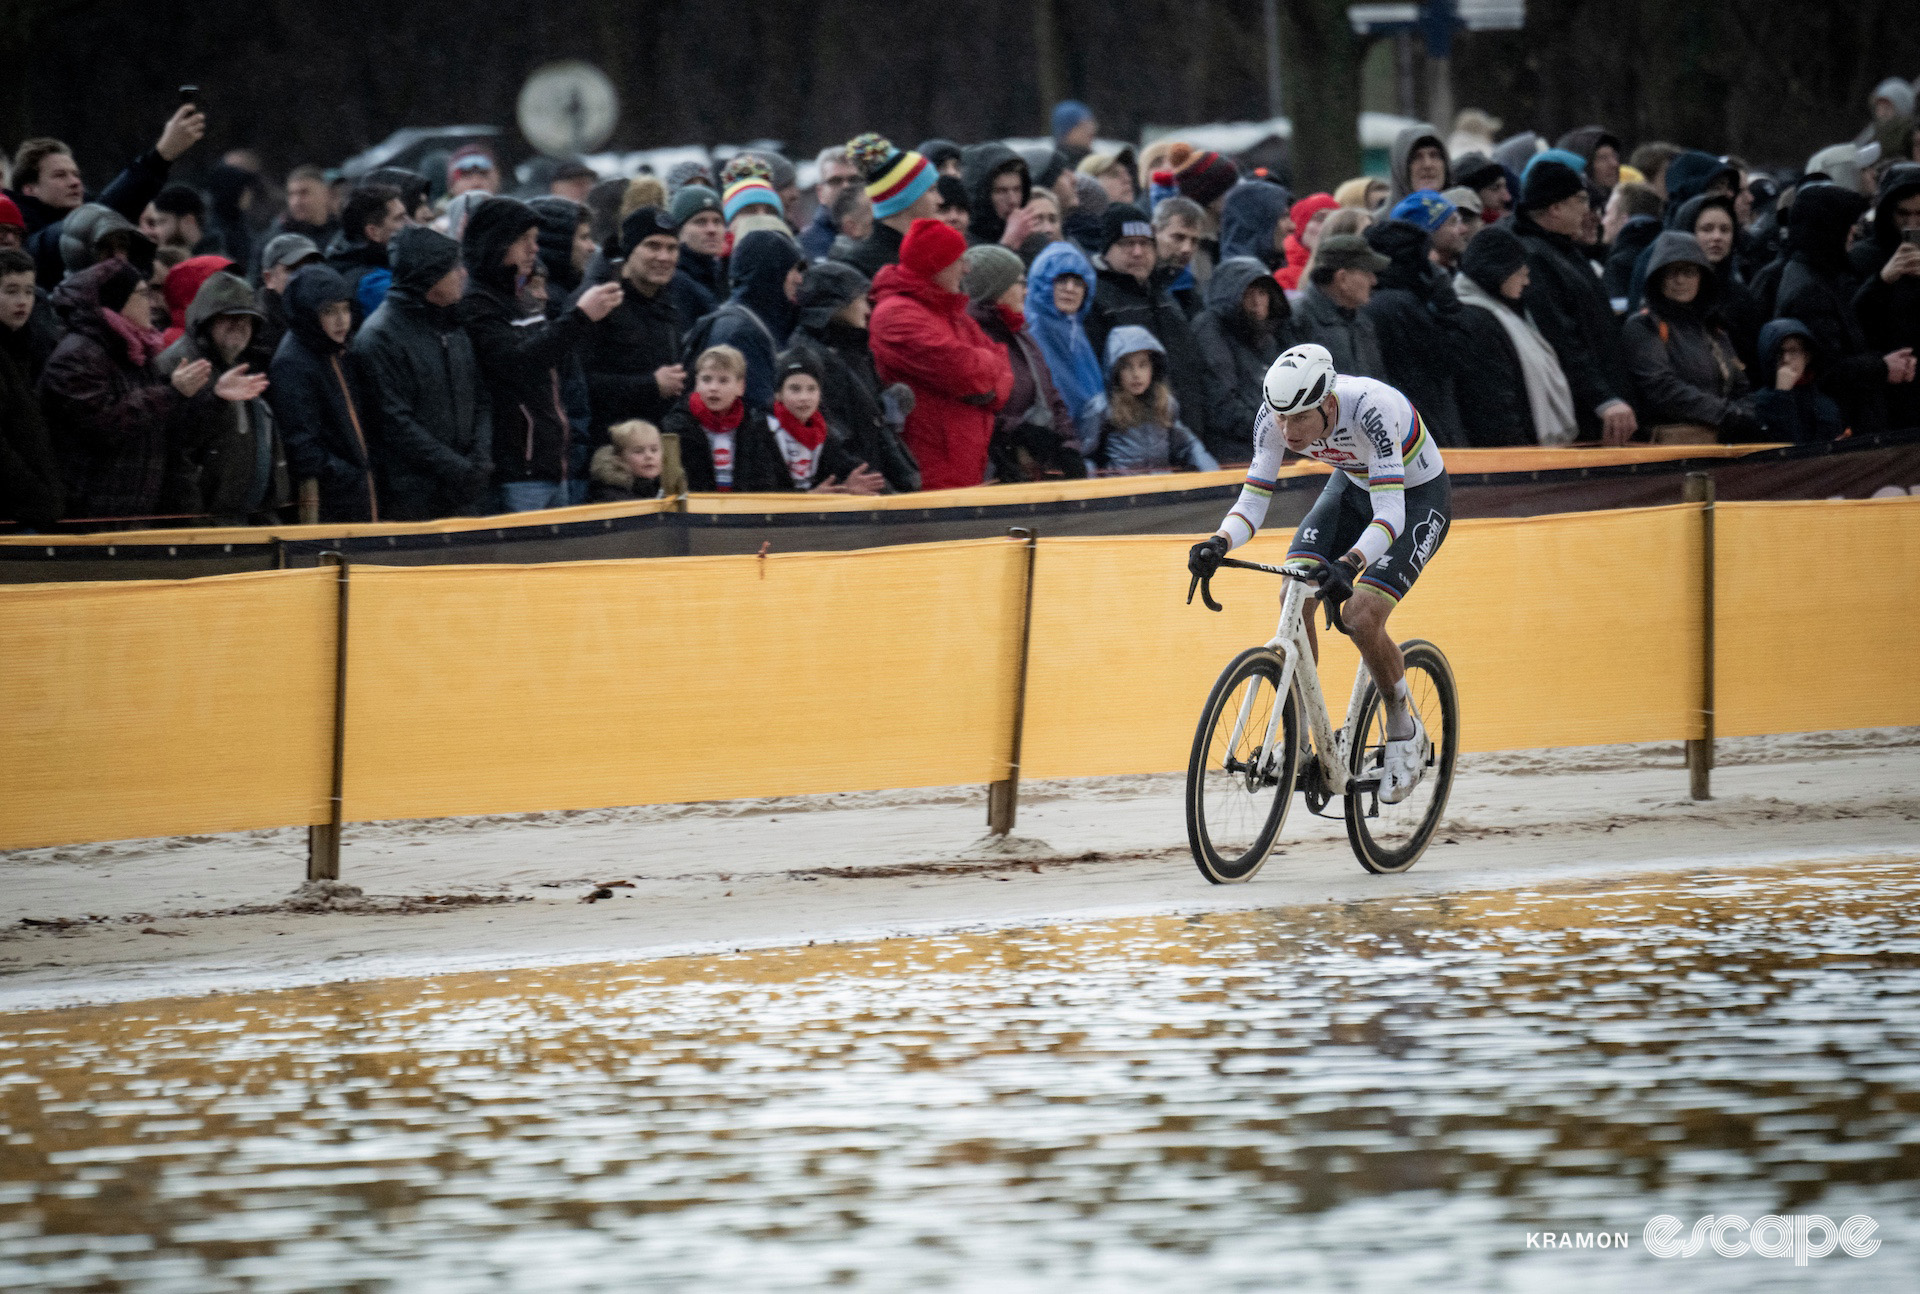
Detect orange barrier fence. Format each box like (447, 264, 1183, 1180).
(2, 497, 1915, 855)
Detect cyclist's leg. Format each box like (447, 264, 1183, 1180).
(1287, 475, 1372, 663)
(1349, 477, 1452, 797)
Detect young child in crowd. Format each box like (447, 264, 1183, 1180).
(588, 418, 688, 501)
(1747, 319, 1845, 444)
(769, 353, 885, 494)
(1077, 325, 1218, 473)
(661, 344, 793, 492)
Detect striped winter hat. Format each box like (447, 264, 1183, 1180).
(846, 133, 937, 221)
(719, 155, 783, 222)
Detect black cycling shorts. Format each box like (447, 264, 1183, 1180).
(1287, 471, 1452, 604)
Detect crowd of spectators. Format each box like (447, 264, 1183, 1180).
(3, 83, 1919, 530)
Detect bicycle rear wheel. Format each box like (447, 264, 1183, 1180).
(1186, 648, 1299, 884)
(1343, 640, 1458, 875)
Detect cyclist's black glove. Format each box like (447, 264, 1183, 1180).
(1316, 555, 1357, 604)
(1188, 535, 1230, 580)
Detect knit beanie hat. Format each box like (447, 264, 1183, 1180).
(1459, 225, 1529, 296)
(619, 206, 678, 257)
(1099, 202, 1154, 254)
(665, 159, 714, 196)
(1388, 189, 1457, 233)
(899, 217, 968, 279)
(775, 349, 825, 390)
(1052, 100, 1094, 141)
(961, 244, 1025, 304)
(669, 184, 721, 228)
(1451, 152, 1505, 191)
(0, 194, 24, 232)
(1167, 142, 1240, 207)
(846, 133, 937, 221)
(1521, 160, 1586, 211)
(720, 155, 783, 222)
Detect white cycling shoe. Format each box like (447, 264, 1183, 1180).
(1378, 714, 1428, 805)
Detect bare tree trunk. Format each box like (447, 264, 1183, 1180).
(1032, 0, 1063, 134)
(1283, 0, 1364, 190)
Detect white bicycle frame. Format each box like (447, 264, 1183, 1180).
(1224, 569, 1376, 794)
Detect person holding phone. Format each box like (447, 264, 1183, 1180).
(5, 100, 206, 288)
(1852, 164, 1920, 430)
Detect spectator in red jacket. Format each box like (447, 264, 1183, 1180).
(868, 219, 1012, 490)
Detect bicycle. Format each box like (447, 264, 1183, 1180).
(1183, 556, 1459, 881)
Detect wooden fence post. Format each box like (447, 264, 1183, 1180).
(987, 528, 1039, 836)
(1684, 473, 1715, 800)
(308, 552, 350, 880)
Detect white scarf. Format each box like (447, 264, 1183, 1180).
(1455, 274, 1579, 446)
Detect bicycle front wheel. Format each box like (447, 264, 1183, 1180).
(1186, 647, 1299, 884)
(1344, 639, 1459, 875)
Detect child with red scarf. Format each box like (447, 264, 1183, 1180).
(768, 353, 885, 493)
(662, 344, 792, 492)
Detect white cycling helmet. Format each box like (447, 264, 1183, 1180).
(1263, 344, 1337, 416)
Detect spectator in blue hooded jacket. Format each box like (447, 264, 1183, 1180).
(1024, 240, 1104, 422)
(1217, 180, 1293, 273)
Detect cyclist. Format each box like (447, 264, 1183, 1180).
(1187, 343, 1451, 803)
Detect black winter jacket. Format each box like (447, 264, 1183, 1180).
(662, 398, 792, 493)
(1190, 257, 1294, 463)
(349, 229, 492, 520)
(0, 330, 63, 528)
(269, 266, 379, 522)
(459, 197, 592, 485)
(1085, 263, 1211, 450)
(1514, 209, 1635, 437)
(576, 261, 682, 434)
(786, 320, 921, 493)
(1362, 220, 1469, 447)
(1774, 185, 1886, 437)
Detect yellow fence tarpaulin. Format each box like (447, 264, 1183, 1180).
(1716, 496, 1920, 737)
(1021, 505, 1704, 779)
(338, 539, 1026, 823)
(6, 499, 1914, 855)
(0, 568, 336, 850)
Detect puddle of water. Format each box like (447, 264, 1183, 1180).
(2, 858, 1918, 1291)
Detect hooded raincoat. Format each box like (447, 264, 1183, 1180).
(349, 226, 492, 520)
(1190, 257, 1294, 462)
(269, 265, 379, 522)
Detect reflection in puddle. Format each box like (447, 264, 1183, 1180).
(3, 859, 1917, 1290)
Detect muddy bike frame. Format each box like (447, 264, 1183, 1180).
(1198, 557, 1379, 797)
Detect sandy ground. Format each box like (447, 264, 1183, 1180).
(3, 728, 1917, 1013)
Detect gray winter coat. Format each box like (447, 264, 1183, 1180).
(1076, 325, 1219, 473)
(1621, 232, 1749, 431)
(1292, 281, 1387, 383)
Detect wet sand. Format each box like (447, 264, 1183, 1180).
(2, 855, 1916, 1290)
(3, 729, 1917, 1012)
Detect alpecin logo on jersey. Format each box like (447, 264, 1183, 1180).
(1410, 509, 1447, 571)
(1361, 405, 1393, 458)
